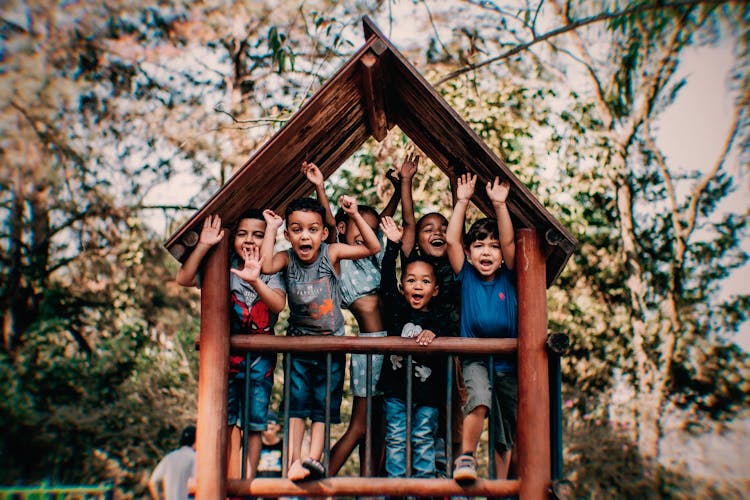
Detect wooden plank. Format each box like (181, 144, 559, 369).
(195, 235, 230, 500)
(360, 51, 388, 141)
(227, 477, 520, 498)
(228, 335, 517, 355)
(516, 228, 551, 500)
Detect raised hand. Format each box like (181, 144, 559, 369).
(385, 167, 401, 187)
(486, 177, 510, 205)
(301, 161, 324, 187)
(199, 215, 225, 246)
(338, 195, 357, 215)
(230, 246, 263, 283)
(399, 152, 420, 180)
(380, 216, 403, 243)
(456, 173, 477, 202)
(262, 209, 283, 231)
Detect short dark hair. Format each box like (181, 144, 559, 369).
(464, 217, 498, 246)
(179, 425, 196, 447)
(401, 257, 437, 282)
(233, 209, 264, 232)
(285, 197, 325, 223)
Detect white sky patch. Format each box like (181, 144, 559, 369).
(655, 43, 749, 351)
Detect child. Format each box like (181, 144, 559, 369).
(257, 412, 283, 479)
(259, 190, 381, 481)
(301, 161, 400, 475)
(445, 173, 518, 482)
(399, 153, 464, 472)
(376, 216, 446, 478)
(175, 212, 286, 480)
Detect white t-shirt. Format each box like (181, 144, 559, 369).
(150, 446, 195, 500)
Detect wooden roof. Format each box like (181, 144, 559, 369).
(165, 16, 576, 287)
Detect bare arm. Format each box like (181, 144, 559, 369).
(259, 209, 289, 274)
(487, 177, 515, 270)
(230, 246, 287, 313)
(399, 153, 419, 255)
(446, 174, 476, 275)
(176, 215, 225, 287)
(301, 161, 337, 241)
(330, 195, 381, 262)
(147, 480, 161, 500)
(379, 168, 402, 219)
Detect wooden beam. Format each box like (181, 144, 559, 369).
(360, 50, 388, 141)
(227, 477, 520, 498)
(195, 234, 230, 500)
(516, 228, 551, 500)
(227, 335, 517, 355)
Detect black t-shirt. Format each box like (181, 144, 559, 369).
(376, 240, 448, 408)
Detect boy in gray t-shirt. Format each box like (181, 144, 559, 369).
(259, 187, 381, 481)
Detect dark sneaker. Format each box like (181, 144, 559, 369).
(453, 454, 477, 484)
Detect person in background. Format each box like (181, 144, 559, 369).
(148, 425, 196, 500)
(257, 412, 283, 479)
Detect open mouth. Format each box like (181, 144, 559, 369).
(429, 238, 445, 247)
(298, 244, 313, 255)
(409, 293, 425, 306)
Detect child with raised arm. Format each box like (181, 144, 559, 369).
(445, 173, 518, 483)
(301, 161, 401, 475)
(400, 152, 464, 472)
(259, 190, 381, 481)
(376, 216, 447, 479)
(175, 212, 286, 480)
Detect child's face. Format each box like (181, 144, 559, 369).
(401, 261, 438, 311)
(416, 213, 448, 258)
(467, 236, 502, 280)
(284, 210, 328, 263)
(341, 211, 379, 246)
(234, 218, 266, 257)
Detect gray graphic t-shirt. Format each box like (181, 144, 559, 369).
(285, 242, 344, 336)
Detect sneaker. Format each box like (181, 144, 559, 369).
(453, 454, 477, 484)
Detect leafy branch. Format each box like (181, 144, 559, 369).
(436, 0, 733, 85)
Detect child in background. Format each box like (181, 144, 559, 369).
(259, 190, 381, 481)
(376, 216, 446, 478)
(175, 212, 286, 480)
(302, 161, 401, 475)
(445, 173, 518, 482)
(257, 412, 283, 479)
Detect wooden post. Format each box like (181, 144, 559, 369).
(516, 228, 551, 499)
(196, 233, 230, 499)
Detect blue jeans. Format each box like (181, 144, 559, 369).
(383, 397, 438, 478)
(227, 354, 275, 431)
(286, 353, 346, 423)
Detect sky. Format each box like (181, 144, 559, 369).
(655, 44, 750, 351)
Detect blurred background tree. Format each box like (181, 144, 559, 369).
(1, 0, 747, 496)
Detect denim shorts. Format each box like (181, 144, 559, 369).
(286, 352, 346, 423)
(349, 330, 386, 397)
(462, 358, 518, 453)
(227, 354, 275, 432)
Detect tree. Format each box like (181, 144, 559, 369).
(416, 0, 750, 463)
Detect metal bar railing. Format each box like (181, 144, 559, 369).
(225, 335, 521, 498)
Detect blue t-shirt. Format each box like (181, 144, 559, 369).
(457, 260, 518, 373)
